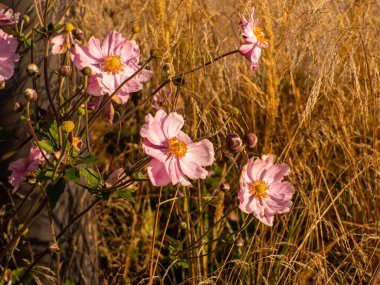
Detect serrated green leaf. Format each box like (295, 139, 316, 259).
(64, 167, 81, 183)
(75, 156, 103, 165)
(79, 168, 101, 188)
(47, 121, 59, 147)
(38, 139, 56, 153)
(46, 178, 65, 209)
(114, 188, 135, 203)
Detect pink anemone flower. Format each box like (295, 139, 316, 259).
(71, 31, 153, 122)
(239, 8, 268, 70)
(51, 32, 73, 55)
(0, 4, 19, 25)
(238, 155, 295, 226)
(140, 110, 215, 187)
(8, 146, 50, 193)
(0, 29, 19, 85)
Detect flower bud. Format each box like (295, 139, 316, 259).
(225, 133, 243, 153)
(26, 63, 39, 76)
(0, 81, 5, 90)
(21, 15, 30, 24)
(59, 65, 72, 77)
(65, 23, 75, 32)
(13, 102, 22, 113)
(244, 133, 258, 149)
(180, 221, 187, 229)
(24, 88, 38, 102)
(72, 28, 84, 41)
(221, 183, 231, 192)
(235, 237, 244, 247)
(62, 120, 75, 133)
(77, 106, 86, 116)
(150, 49, 160, 59)
(132, 24, 140, 34)
(81, 66, 92, 76)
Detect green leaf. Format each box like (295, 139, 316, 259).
(114, 188, 135, 203)
(64, 167, 81, 183)
(46, 121, 59, 148)
(39, 139, 56, 153)
(46, 178, 65, 209)
(133, 172, 145, 179)
(79, 168, 101, 188)
(64, 279, 74, 285)
(11, 268, 32, 284)
(75, 156, 103, 165)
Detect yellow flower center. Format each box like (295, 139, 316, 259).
(253, 26, 267, 45)
(101, 54, 124, 74)
(250, 180, 269, 199)
(168, 137, 188, 158)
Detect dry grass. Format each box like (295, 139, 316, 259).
(47, 0, 380, 283)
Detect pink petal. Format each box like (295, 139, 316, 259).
(162, 112, 184, 139)
(147, 159, 171, 186)
(184, 139, 214, 166)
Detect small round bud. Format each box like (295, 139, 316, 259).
(235, 237, 244, 247)
(172, 76, 185, 86)
(62, 121, 75, 133)
(150, 49, 160, 59)
(221, 183, 231, 192)
(77, 106, 86, 116)
(26, 63, 39, 76)
(180, 221, 187, 229)
(21, 15, 30, 24)
(24, 88, 38, 102)
(244, 133, 258, 149)
(225, 133, 243, 153)
(59, 65, 72, 77)
(13, 102, 22, 113)
(18, 224, 29, 236)
(132, 24, 140, 34)
(81, 66, 92, 76)
(65, 23, 75, 32)
(0, 81, 5, 90)
(72, 28, 84, 41)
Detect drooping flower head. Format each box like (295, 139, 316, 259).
(239, 8, 268, 70)
(238, 155, 295, 226)
(0, 29, 19, 85)
(8, 146, 50, 193)
(140, 110, 215, 186)
(0, 4, 20, 25)
(71, 31, 153, 122)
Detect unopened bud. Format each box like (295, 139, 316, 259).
(150, 49, 160, 59)
(244, 133, 258, 149)
(132, 24, 140, 34)
(225, 133, 243, 153)
(24, 88, 38, 102)
(59, 65, 72, 77)
(77, 106, 86, 116)
(172, 76, 185, 86)
(62, 120, 75, 133)
(180, 221, 187, 229)
(221, 183, 231, 192)
(18, 224, 29, 236)
(65, 23, 75, 32)
(81, 66, 92, 76)
(72, 28, 84, 41)
(21, 15, 30, 24)
(26, 63, 39, 76)
(235, 237, 244, 247)
(13, 102, 22, 113)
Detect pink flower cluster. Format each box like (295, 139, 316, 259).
(8, 146, 50, 193)
(239, 8, 268, 70)
(71, 31, 153, 123)
(140, 110, 215, 186)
